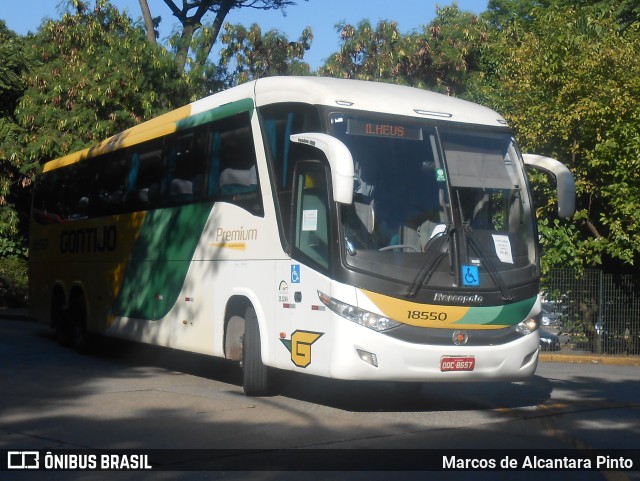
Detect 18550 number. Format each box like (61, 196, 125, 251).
(407, 310, 447, 321)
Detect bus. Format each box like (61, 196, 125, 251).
(29, 76, 575, 396)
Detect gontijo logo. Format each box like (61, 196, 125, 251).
(280, 330, 323, 367)
(59, 225, 117, 254)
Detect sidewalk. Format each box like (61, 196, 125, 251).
(538, 350, 640, 366)
(2, 307, 639, 366)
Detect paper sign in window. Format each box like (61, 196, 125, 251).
(492, 234, 514, 264)
(302, 210, 318, 231)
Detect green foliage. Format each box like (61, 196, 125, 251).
(470, 3, 640, 271)
(163, 0, 303, 74)
(0, 256, 28, 307)
(14, 0, 192, 166)
(0, 22, 29, 258)
(483, 0, 540, 28)
(319, 19, 406, 83)
(218, 23, 312, 86)
(0, 0, 195, 263)
(484, 0, 640, 30)
(0, 21, 27, 117)
(318, 5, 489, 95)
(0, 204, 26, 256)
(410, 4, 489, 94)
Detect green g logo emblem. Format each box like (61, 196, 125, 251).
(280, 330, 323, 368)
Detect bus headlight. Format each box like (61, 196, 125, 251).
(515, 318, 538, 336)
(318, 291, 400, 332)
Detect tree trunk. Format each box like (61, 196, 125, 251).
(138, 0, 157, 45)
(164, 0, 214, 72)
(174, 22, 199, 72)
(196, 0, 235, 67)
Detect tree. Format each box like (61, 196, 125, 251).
(0, 0, 192, 257)
(483, 0, 640, 30)
(319, 20, 407, 83)
(15, 0, 191, 164)
(319, 5, 489, 96)
(483, 0, 541, 29)
(217, 23, 312, 86)
(471, 4, 640, 273)
(407, 4, 489, 95)
(0, 21, 29, 257)
(0, 21, 27, 119)
(159, 0, 302, 73)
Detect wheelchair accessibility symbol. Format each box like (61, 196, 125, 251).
(462, 265, 480, 287)
(291, 265, 301, 284)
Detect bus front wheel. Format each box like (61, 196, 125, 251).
(242, 307, 270, 396)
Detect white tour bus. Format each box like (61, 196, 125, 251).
(29, 76, 575, 395)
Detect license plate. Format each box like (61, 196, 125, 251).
(440, 356, 475, 372)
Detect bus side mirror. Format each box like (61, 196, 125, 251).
(523, 154, 576, 219)
(290, 133, 354, 204)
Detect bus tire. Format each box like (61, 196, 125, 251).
(69, 293, 92, 354)
(242, 307, 270, 396)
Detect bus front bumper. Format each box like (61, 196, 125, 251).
(328, 321, 540, 383)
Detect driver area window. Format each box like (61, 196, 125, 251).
(293, 162, 330, 270)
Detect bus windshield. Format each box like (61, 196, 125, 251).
(330, 114, 537, 292)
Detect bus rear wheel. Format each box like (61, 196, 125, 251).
(242, 307, 270, 396)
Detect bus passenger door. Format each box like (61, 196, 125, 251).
(274, 161, 333, 376)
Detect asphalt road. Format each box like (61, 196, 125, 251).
(1, 318, 639, 481)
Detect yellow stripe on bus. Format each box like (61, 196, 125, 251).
(359, 289, 470, 328)
(43, 105, 193, 172)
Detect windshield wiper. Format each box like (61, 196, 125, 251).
(400, 226, 452, 298)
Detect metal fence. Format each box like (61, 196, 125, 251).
(541, 268, 640, 355)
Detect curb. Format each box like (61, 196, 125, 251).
(539, 352, 640, 366)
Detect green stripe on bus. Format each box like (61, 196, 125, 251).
(111, 202, 214, 320)
(176, 98, 254, 131)
(490, 296, 537, 325)
(455, 296, 537, 326)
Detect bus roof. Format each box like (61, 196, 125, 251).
(252, 76, 507, 127)
(43, 76, 507, 172)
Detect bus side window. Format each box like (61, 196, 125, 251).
(207, 111, 263, 216)
(33, 161, 90, 222)
(258, 103, 321, 247)
(94, 153, 128, 216)
(67, 163, 91, 220)
(165, 128, 208, 206)
(32, 170, 66, 223)
(292, 161, 331, 271)
(207, 132, 221, 198)
(128, 139, 164, 210)
(218, 130, 257, 196)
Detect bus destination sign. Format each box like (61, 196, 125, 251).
(347, 119, 423, 140)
